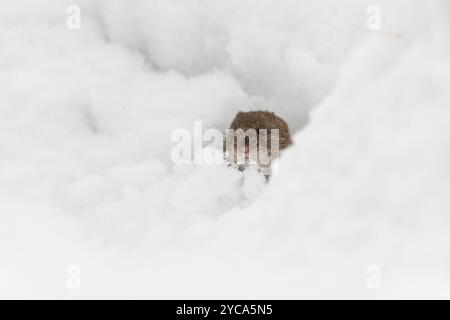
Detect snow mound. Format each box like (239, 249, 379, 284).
(0, 0, 449, 298)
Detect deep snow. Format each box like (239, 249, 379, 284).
(0, 0, 449, 298)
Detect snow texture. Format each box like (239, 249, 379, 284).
(0, 0, 449, 298)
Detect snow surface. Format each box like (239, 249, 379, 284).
(0, 0, 449, 298)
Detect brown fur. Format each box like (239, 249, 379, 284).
(225, 111, 292, 175)
(229, 111, 292, 150)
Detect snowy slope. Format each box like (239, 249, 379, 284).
(0, 0, 449, 298)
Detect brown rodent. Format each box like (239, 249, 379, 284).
(225, 110, 292, 175)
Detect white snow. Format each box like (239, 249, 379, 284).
(0, 0, 449, 298)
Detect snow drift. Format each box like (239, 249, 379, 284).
(0, 0, 449, 298)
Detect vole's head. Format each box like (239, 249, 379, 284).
(226, 110, 292, 165)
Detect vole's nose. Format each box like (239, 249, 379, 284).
(244, 144, 250, 160)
